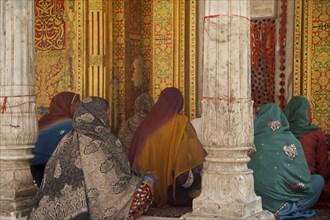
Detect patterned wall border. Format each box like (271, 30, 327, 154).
(112, 0, 127, 133)
(152, 0, 174, 96)
(293, 0, 330, 135)
(303, 1, 313, 98)
(76, 0, 85, 97)
(188, 0, 197, 119)
(152, 0, 197, 119)
(293, 0, 302, 96)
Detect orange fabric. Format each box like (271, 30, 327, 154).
(131, 114, 205, 207)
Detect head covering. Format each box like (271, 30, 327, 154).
(128, 87, 205, 207)
(284, 96, 319, 139)
(129, 87, 183, 162)
(134, 93, 154, 117)
(38, 92, 80, 129)
(118, 94, 154, 155)
(248, 103, 312, 213)
(29, 97, 140, 220)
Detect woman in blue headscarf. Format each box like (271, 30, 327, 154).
(30, 92, 81, 187)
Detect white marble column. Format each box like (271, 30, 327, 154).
(182, 0, 274, 219)
(0, 0, 38, 219)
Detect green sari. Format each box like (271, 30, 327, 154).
(284, 96, 319, 139)
(248, 103, 312, 213)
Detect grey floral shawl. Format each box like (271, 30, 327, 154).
(118, 94, 154, 155)
(29, 96, 141, 220)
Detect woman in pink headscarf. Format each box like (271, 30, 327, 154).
(129, 87, 206, 207)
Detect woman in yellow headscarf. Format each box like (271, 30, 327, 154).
(129, 87, 206, 207)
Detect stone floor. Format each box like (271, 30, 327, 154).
(138, 216, 177, 220)
(138, 207, 330, 220)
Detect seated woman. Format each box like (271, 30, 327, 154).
(128, 87, 206, 207)
(248, 103, 324, 219)
(119, 93, 154, 155)
(30, 91, 81, 187)
(28, 96, 156, 220)
(285, 96, 330, 209)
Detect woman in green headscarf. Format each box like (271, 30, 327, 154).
(285, 96, 330, 209)
(284, 96, 319, 138)
(248, 103, 324, 219)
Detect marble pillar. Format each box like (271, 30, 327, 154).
(0, 0, 38, 219)
(182, 0, 274, 219)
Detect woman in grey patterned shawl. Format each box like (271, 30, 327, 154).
(119, 93, 154, 155)
(29, 96, 155, 220)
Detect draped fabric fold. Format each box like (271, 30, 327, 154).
(284, 96, 319, 139)
(129, 87, 205, 207)
(29, 97, 141, 220)
(248, 103, 312, 213)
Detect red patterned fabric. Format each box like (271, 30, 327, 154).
(251, 19, 276, 109)
(251, 0, 288, 110)
(278, 0, 288, 110)
(128, 182, 154, 220)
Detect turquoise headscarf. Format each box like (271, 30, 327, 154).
(284, 96, 319, 139)
(248, 103, 312, 213)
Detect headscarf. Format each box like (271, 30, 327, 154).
(248, 103, 312, 213)
(29, 97, 140, 220)
(134, 93, 155, 118)
(118, 93, 154, 155)
(129, 87, 184, 162)
(38, 92, 80, 129)
(284, 96, 319, 139)
(128, 87, 205, 207)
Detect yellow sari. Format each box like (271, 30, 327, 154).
(132, 114, 205, 207)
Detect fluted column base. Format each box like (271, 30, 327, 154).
(181, 168, 275, 219)
(0, 160, 37, 220)
(181, 149, 275, 220)
(181, 210, 274, 220)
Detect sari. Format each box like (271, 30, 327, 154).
(129, 87, 206, 207)
(119, 93, 154, 155)
(285, 96, 330, 209)
(248, 103, 323, 218)
(29, 97, 153, 220)
(30, 92, 80, 187)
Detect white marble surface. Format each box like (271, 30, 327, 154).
(183, 0, 274, 219)
(0, 0, 38, 219)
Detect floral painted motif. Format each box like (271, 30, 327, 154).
(267, 120, 281, 131)
(283, 144, 298, 160)
(288, 182, 305, 193)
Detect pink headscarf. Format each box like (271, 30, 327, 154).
(38, 92, 80, 129)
